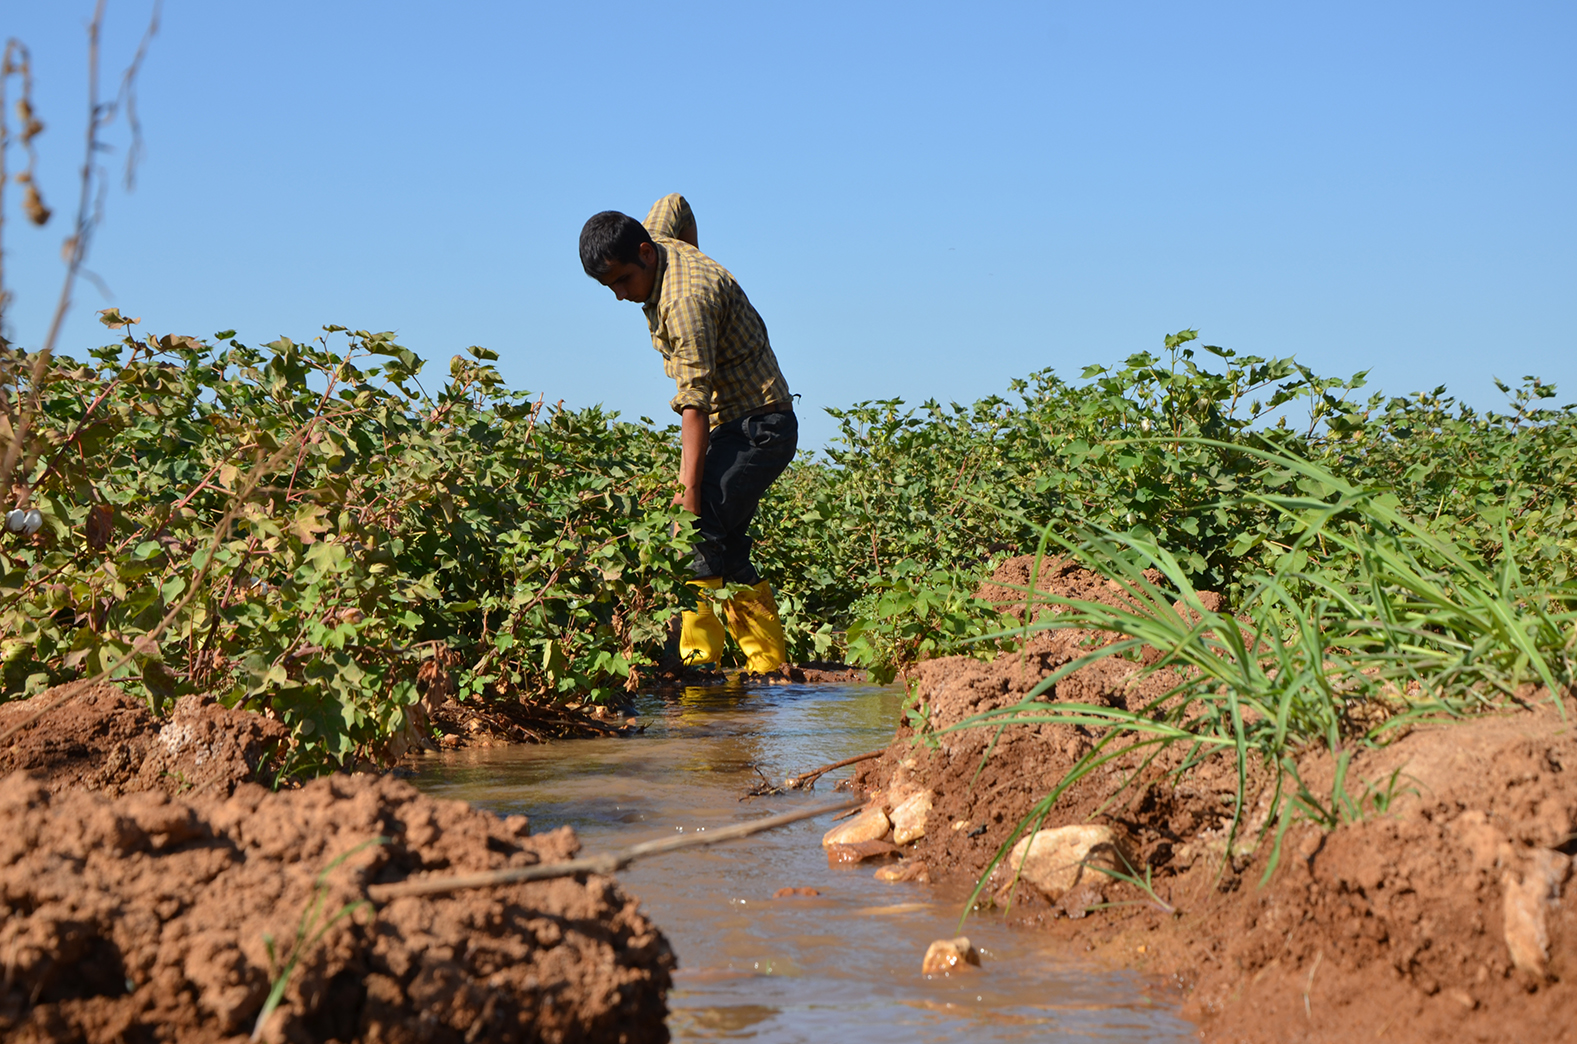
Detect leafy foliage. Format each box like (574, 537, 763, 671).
(4, 315, 1574, 779)
(753, 329, 1577, 679)
(0, 318, 694, 772)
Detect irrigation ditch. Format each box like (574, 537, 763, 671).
(4, 14, 1576, 1037)
(2, 551, 1573, 1042)
(3, 305, 1576, 1043)
(0, 681, 860, 1043)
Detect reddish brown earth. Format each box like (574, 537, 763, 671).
(0, 684, 289, 797)
(855, 555, 1577, 1044)
(769, 662, 869, 685)
(0, 770, 674, 1044)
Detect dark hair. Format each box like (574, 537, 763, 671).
(579, 211, 653, 277)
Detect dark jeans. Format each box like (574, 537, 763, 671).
(693, 408, 797, 585)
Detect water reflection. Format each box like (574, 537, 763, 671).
(672, 1003, 779, 1036)
(413, 684, 1193, 1043)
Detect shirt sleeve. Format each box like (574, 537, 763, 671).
(644, 193, 695, 241)
(662, 290, 715, 415)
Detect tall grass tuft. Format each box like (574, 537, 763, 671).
(950, 440, 1577, 911)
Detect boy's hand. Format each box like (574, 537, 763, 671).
(670, 487, 701, 539)
(676, 407, 709, 517)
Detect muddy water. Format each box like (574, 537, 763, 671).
(414, 684, 1193, 1042)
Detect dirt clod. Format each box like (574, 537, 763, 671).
(0, 770, 674, 1043)
(0, 684, 287, 797)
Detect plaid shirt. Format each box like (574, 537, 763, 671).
(641, 194, 791, 427)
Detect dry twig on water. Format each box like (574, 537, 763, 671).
(366, 797, 861, 903)
(738, 765, 784, 801)
(783, 750, 883, 791)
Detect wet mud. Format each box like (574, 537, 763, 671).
(854, 555, 1577, 1044)
(429, 695, 642, 747)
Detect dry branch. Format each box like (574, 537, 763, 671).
(783, 750, 883, 790)
(366, 797, 862, 903)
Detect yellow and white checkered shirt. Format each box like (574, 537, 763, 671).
(641, 194, 791, 427)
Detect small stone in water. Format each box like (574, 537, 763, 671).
(874, 859, 931, 883)
(921, 937, 980, 976)
(772, 886, 821, 898)
(827, 840, 901, 866)
(821, 805, 890, 847)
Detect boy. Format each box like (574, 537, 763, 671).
(578, 194, 796, 673)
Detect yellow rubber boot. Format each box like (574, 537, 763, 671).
(679, 578, 726, 666)
(721, 580, 788, 674)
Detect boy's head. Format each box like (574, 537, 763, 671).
(580, 210, 659, 303)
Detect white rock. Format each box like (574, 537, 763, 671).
(821, 806, 890, 847)
(997, 824, 1123, 901)
(921, 936, 980, 976)
(878, 778, 919, 810)
(1503, 847, 1571, 978)
(890, 790, 933, 846)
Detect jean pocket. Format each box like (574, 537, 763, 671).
(747, 417, 774, 447)
(749, 413, 796, 450)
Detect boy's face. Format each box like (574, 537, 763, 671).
(596, 241, 659, 303)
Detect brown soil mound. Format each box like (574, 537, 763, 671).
(430, 696, 640, 747)
(0, 685, 288, 797)
(853, 554, 1577, 1044)
(972, 553, 1222, 623)
(0, 771, 673, 1043)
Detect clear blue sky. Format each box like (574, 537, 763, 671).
(5, 1, 1574, 448)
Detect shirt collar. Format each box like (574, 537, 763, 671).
(642, 242, 669, 310)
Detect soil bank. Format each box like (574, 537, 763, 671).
(854, 555, 1577, 1044)
(0, 687, 675, 1042)
(0, 684, 289, 798)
